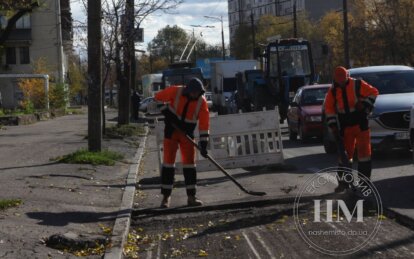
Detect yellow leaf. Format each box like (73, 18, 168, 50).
(198, 249, 208, 257)
(378, 214, 387, 220)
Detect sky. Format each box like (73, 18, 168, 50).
(70, 0, 229, 54)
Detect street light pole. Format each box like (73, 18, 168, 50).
(220, 16, 225, 60)
(204, 15, 225, 60)
(343, 0, 350, 68)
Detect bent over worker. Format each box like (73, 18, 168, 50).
(324, 66, 379, 192)
(155, 78, 210, 208)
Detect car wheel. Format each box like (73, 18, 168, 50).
(289, 126, 298, 140)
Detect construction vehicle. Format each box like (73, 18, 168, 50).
(236, 38, 316, 122)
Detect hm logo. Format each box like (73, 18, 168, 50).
(314, 200, 364, 223)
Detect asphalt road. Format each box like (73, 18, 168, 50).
(131, 133, 414, 258)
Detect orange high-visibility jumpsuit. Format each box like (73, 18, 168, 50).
(324, 77, 379, 178)
(155, 86, 210, 196)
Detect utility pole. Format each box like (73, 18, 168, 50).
(250, 11, 256, 58)
(119, 0, 134, 125)
(293, 0, 297, 38)
(221, 16, 225, 60)
(343, 0, 350, 68)
(87, 0, 102, 151)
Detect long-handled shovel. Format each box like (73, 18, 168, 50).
(172, 125, 266, 196)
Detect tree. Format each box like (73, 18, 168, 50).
(319, 11, 347, 69)
(230, 24, 252, 59)
(150, 25, 190, 64)
(68, 57, 87, 104)
(18, 58, 50, 111)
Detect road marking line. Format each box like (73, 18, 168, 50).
(146, 244, 153, 259)
(155, 234, 162, 259)
(252, 230, 276, 259)
(242, 231, 262, 259)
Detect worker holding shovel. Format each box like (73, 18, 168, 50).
(155, 78, 210, 208)
(324, 66, 379, 193)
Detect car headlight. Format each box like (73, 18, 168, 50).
(306, 115, 322, 122)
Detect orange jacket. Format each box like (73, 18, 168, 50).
(155, 85, 210, 140)
(325, 78, 379, 128)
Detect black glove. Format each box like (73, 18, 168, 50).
(198, 140, 208, 158)
(162, 108, 182, 128)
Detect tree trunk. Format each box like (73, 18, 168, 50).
(118, 0, 134, 125)
(87, 0, 102, 151)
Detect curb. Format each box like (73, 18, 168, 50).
(103, 127, 149, 259)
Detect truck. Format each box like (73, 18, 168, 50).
(236, 38, 316, 122)
(142, 73, 162, 98)
(210, 60, 259, 114)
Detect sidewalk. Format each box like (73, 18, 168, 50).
(0, 109, 146, 258)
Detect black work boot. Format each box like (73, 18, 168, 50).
(335, 163, 351, 193)
(358, 160, 372, 180)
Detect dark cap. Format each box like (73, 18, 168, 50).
(183, 77, 205, 96)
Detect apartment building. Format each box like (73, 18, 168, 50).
(228, 0, 342, 46)
(0, 0, 72, 109)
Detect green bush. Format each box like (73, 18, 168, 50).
(49, 83, 68, 109)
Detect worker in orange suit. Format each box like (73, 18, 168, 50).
(324, 66, 379, 192)
(155, 78, 210, 208)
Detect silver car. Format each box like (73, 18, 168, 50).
(324, 65, 414, 153)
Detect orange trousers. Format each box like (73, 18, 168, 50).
(161, 131, 197, 196)
(163, 131, 195, 165)
(343, 125, 371, 162)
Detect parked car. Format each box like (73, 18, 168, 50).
(323, 65, 414, 153)
(139, 97, 155, 112)
(287, 84, 330, 142)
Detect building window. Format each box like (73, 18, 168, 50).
(15, 14, 31, 29)
(20, 47, 30, 64)
(6, 47, 16, 65)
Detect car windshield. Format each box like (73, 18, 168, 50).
(301, 87, 329, 106)
(351, 70, 414, 94)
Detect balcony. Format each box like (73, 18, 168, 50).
(0, 28, 32, 44)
